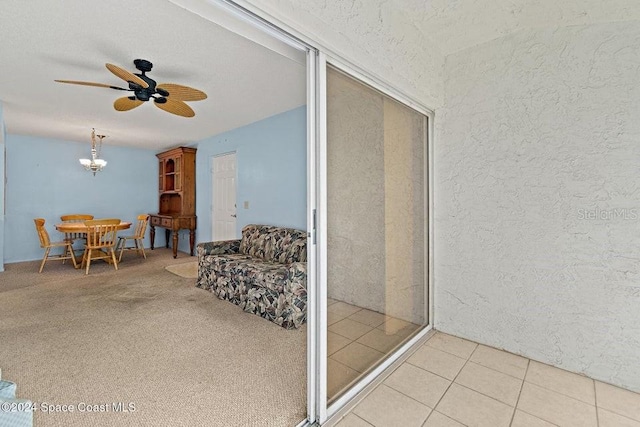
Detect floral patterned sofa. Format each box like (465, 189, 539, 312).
(196, 224, 307, 329)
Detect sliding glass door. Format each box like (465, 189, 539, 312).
(133, 2, 432, 426)
(318, 63, 430, 418)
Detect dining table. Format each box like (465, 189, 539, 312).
(55, 221, 131, 266)
(55, 221, 132, 234)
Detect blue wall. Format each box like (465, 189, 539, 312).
(193, 106, 307, 247)
(1, 106, 306, 262)
(4, 135, 157, 262)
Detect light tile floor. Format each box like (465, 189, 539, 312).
(327, 298, 421, 401)
(334, 332, 640, 427)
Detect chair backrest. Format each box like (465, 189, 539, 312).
(60, 214, 94, 222)
(133, 214, 150, 239)
(84, 218, 120, 248)
(61, 214, 95, 241)
(33, 218, 51, 247)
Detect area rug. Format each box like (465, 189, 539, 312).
(165, 261, 198, 278)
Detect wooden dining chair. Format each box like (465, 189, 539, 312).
(60, 214, 94, 247)
(81, 218, 120, 275)
(117, 214, 149, 262)
(34, 218, 78, 273)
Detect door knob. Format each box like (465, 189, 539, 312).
(231, 214, 236, 218)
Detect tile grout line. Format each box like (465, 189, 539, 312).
(376, 383, 435, 414)
(376, 335, 448, 426)
(424, 338, 477, 360)
(515, 408, 561, 427)
(327, 307, 426, 402)
(340, 328, 630, 427)
(352, 413, 374, 427)
(351, 385, 430, 427)
(523, 377, 599, 408)
(340, 343, 442, 409)
(328, 324, 373, 341)
(404, 359, 460, 384)
(348, 317, 387, 329)
(463, 358, 527, 382)
(329, 357, 364, 374)
(518, 358, 605, 405)
(453, 382, 519, 411)
(353, 338, 403, 356)
(509, 358, 530, 427)
(518, 360, 565, 426)
(330, 323, 420, 357)
(594, 380, 600, 427)
(328, 357, 366, 402)
(354, 325, 420, 353)
(597, 410, 640, 425)
(328, 309, 364, 326)
(327, 340, 351, 357)
(422, 342, 478, 426)
(406, 345, 526, 408)
(421, 343, 536, 418)
(331, 340, 385, 362)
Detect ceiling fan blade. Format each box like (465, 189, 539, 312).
(154, 98, 195, 117)
(54, 80, 128, 90)
(157, 83, 207, 101)
(114, 97, 144, 111)
(105, 63, 149, 88)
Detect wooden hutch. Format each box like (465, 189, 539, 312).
(149, 146, 197, 258)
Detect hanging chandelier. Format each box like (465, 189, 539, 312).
(79, 128, 107, 175)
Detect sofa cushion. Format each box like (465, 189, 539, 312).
(239, 224, 307, 263)
(268, 228, 307, 264)
(243, 261, 289, 293)
(209, 254, 253, 276)
(239, 224, 270, 260)
(243, 286, 306, 329)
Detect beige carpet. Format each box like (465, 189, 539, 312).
(0, 249, 306, 427)
(165, 261, 198, 279)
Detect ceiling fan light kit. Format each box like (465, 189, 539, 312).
(55, 59, 207, 117)
(80, 128, 107, 176)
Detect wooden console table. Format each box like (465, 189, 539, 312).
(149, 214, 196, 259)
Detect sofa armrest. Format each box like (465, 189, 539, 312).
(197, 239, 241, 257)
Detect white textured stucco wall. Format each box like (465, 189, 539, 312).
(327, 68, 386, 313)
(242, 0, 640, 392)
(326, 69, 426, 323)
(383, 99, 426, 324)
(241, 0, 444, 108)
(436, 22, 640, 392)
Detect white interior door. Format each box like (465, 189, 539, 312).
(212, 152, 237, 241)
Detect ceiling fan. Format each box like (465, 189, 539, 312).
(55, 59, 207, 118)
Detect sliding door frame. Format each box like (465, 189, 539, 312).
(201, 2, 435, 425)
(317, 55, 434, 424)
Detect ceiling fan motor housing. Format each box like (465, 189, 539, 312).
(130, 76, 156, 101)
(130, 59, 170, 101)
(133, 59, 153, 73)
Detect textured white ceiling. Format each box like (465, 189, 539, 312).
(395, 0, 640, 56)
(3, 0, 638, 151)
(0, 0, 306, 150)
